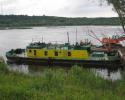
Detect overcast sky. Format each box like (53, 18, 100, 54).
(0, 0, 118, 17)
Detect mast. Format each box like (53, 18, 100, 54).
(42, 36, 43, 43)
(67, 32, 69, 43)
(76, 28, 77, 43)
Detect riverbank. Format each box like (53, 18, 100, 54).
(0, 63, 125, 100)
(0, 15, 121, 27)
(0, 27, 32, 30)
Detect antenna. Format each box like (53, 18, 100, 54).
(76, 28, 77, 43)
(67, 32, 69, 43)
(42, 36, 43, 43)
(32, 38, 33, 43)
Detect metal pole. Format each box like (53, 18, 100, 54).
(67, 32, 69, 43)
(76, 28, 77, 43)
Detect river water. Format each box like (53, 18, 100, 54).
(0, 26, 124, 80)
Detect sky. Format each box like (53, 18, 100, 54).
(0, 0, 118, 17)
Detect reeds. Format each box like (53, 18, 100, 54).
(0, 63, 125, 100)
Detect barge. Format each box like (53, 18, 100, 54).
(6, 42, 122, 68)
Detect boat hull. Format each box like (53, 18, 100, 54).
(6, 56, 122, 69)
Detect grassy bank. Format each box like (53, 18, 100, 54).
(0, 63, 125, 100)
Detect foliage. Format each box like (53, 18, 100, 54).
(0, 63, 125, 100)
(101, 0, 125, 32)
(0, 15, 121, 27)
(0, 63, 8, 73)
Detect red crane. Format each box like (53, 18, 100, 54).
(102, 35, 125, 44)
(88, 30, 112, 51)
(88, 30, 125, 51)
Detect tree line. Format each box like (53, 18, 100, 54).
(0, 15, 121, 27)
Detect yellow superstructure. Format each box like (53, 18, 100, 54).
(26, 48, 89, 59)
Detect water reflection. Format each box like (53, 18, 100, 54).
(8, 64, 29, 74)
(93, 68, 122, 81)
(7, 63, 123, 80)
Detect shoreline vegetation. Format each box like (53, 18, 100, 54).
(0, 27, 32, 30)
(0, 15, 121, 29)
(0, 62, 125, 100)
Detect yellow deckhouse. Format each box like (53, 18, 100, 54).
(26, 42, 89, 60)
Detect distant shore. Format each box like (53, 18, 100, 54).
(0, 27, 32, 30)
(0, 15, 121, 28)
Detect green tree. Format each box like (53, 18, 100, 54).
(101, 0, 125, 32)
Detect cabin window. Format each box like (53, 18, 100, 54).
(34, 50, 36, 56)
(29, 50, 32, 53)
(55, 51, 58, 56)
(68, 52, 71, 56)
(44, 51, 48, 56)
